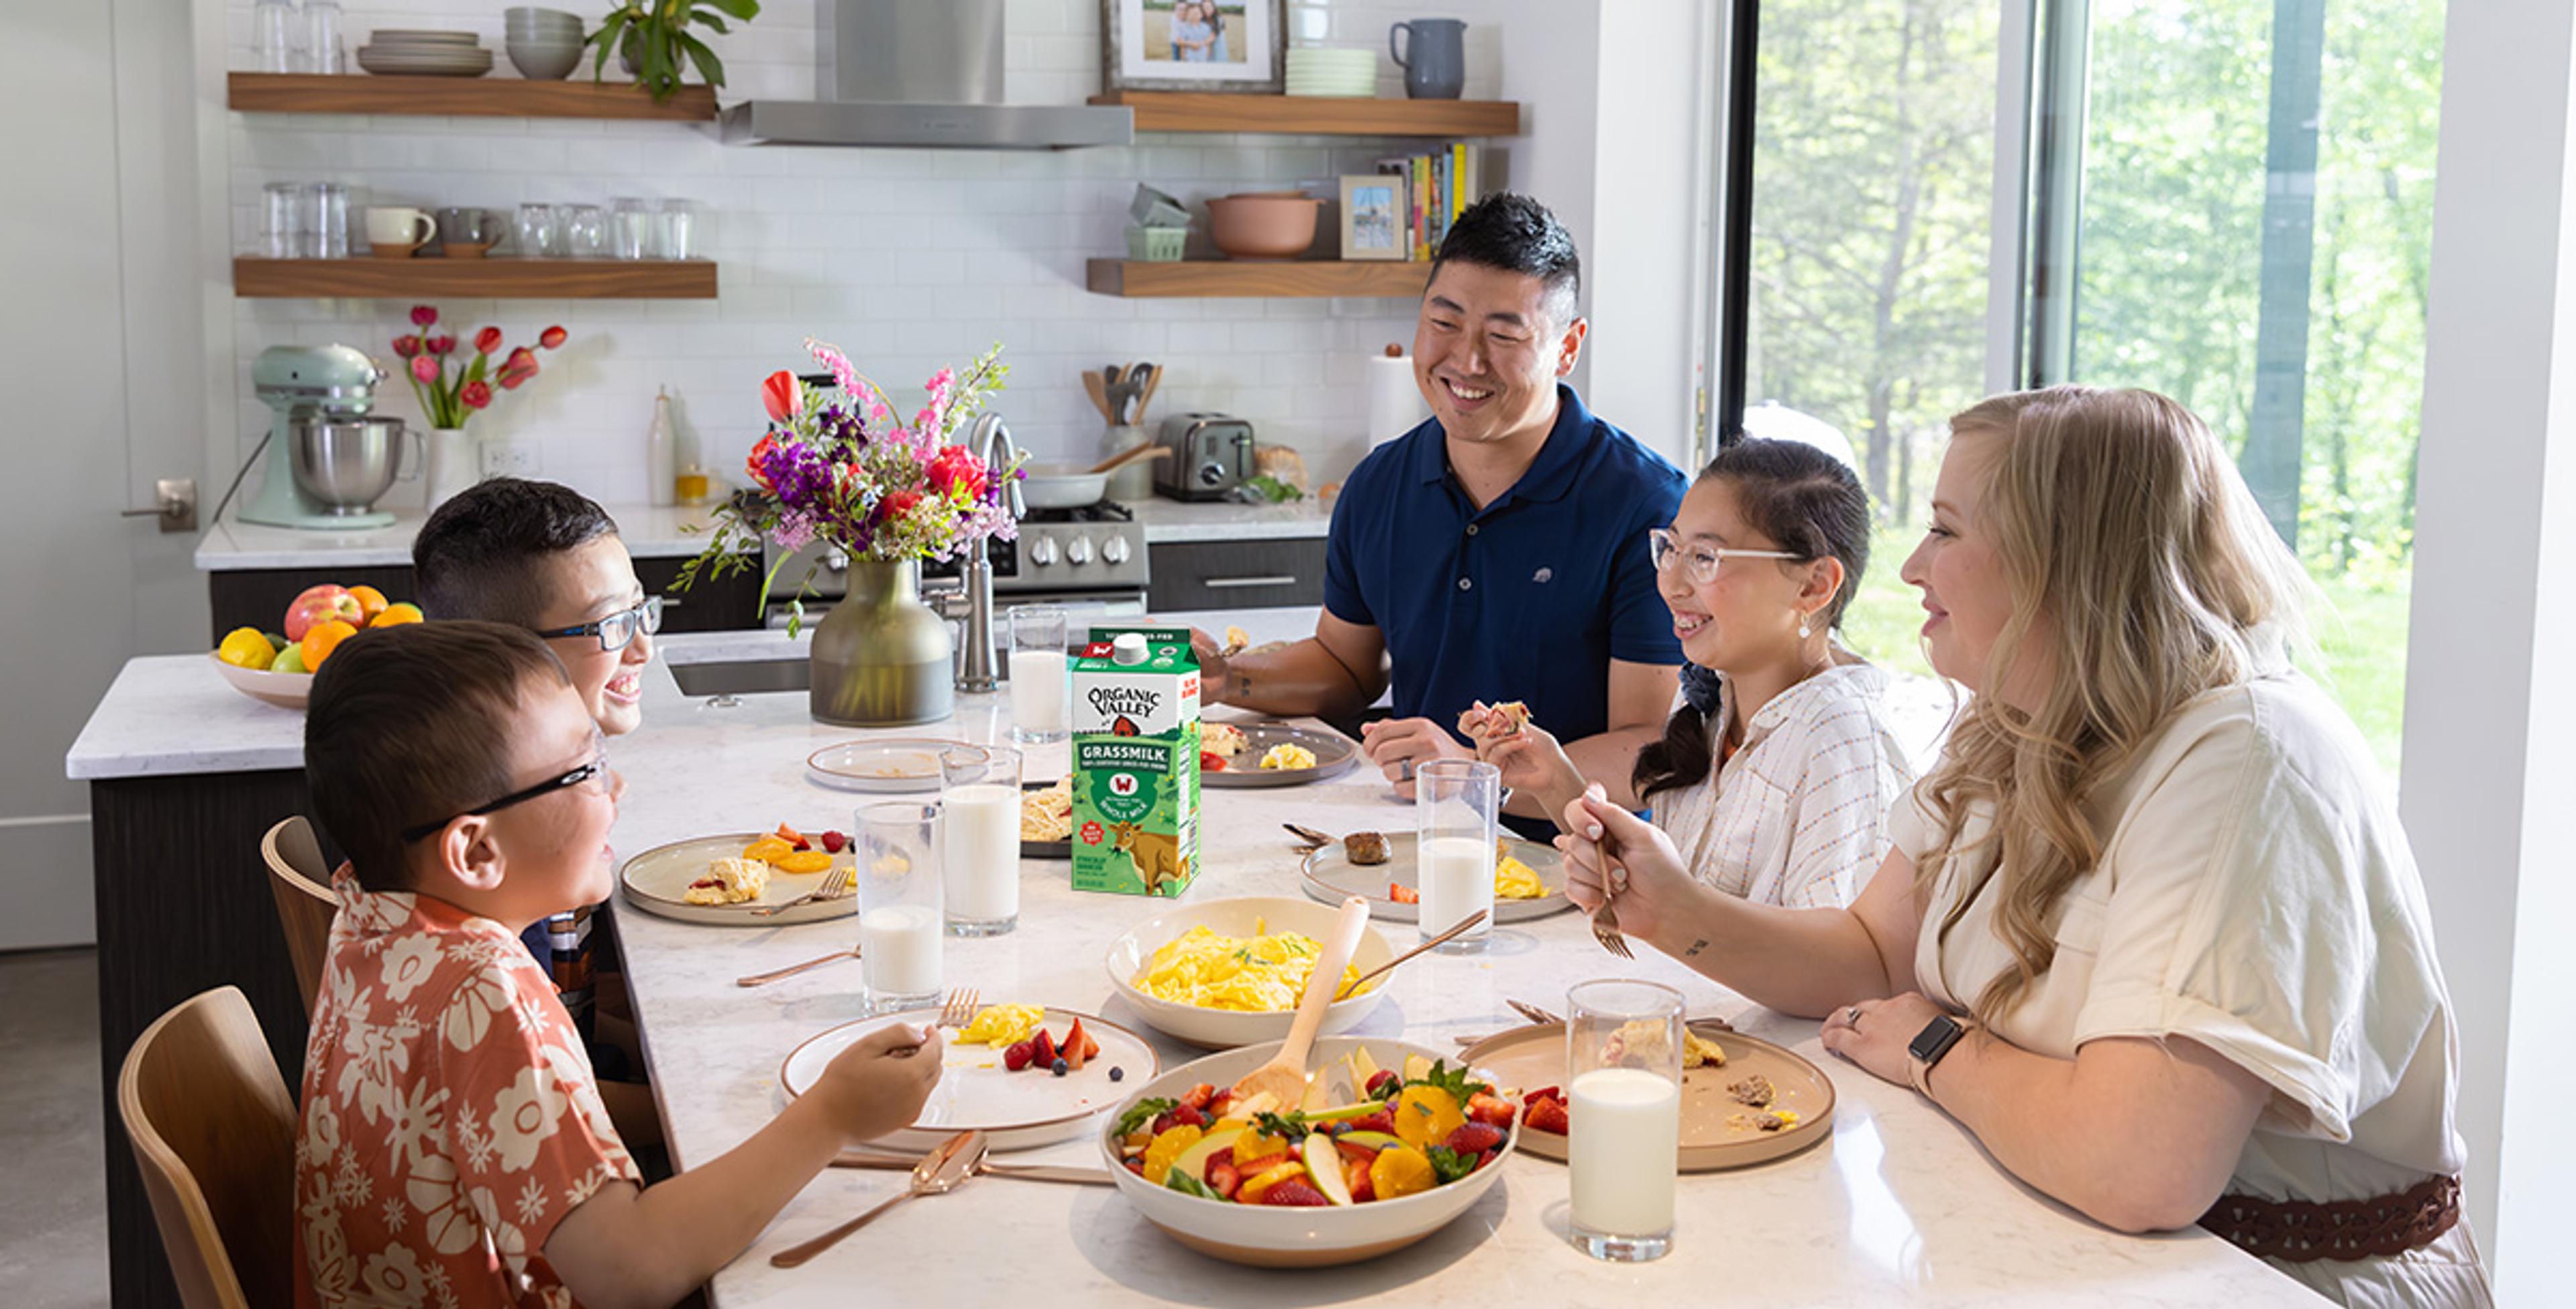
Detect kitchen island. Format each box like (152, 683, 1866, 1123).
(67, 633, 2315, 1308)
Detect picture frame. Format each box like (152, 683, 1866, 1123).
(1340, 174, 1405, 261)
(1102, 1, 1287, 95)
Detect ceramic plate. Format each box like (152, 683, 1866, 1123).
(1300, 830, 1572, 923)
(782, 1007, 1159, 1151)
(806, 738, 967, 793)
(617, 832, 853, 927)
(1199, 723, 1358, 789)
(370, 30, 481, 43)
(1021, 778, 1072, 860)
(1458, 1022, 1835, 1171)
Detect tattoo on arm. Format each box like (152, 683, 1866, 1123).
(1683, 938, 1711, 958)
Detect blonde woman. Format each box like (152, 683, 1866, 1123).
(1556, 386, 2488, 1306)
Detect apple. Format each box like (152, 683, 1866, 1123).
(284, 585, 362, 642)
(271, 644, 309, 675)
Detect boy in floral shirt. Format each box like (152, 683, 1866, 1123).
(297, 623, 942, 1307)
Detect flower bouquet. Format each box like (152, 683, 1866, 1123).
(392, 304, 568, 429)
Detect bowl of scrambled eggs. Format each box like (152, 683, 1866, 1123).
(1105, 896, 1397, 1047)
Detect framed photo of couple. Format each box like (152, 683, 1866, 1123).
(1102, 0, 1286, 94)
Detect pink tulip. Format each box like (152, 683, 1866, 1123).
(426, 335, 456, 356)
(409, 305, 438, 328)
(392, 335, 421, 359)
(761, 370, 801, 424)
(410, 355, 439, 384)
(460, 380, 493, 410)
(474, 327, 503, 355)
(539, 325, 568, 350)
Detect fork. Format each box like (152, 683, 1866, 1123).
(751, 864, 855, 917)
(736, 946, 861, 988)
(937, 987, 979, 1030)
(1590, 889, 1633, 959)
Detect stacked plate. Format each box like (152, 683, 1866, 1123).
(505, 7, 586, 80)
(1285, 46, 1377, 98)
(356, 30, 494, 78)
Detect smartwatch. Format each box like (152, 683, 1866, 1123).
(1907, 1013, 1972, 1097)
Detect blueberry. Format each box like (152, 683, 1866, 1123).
(1109, 1066, 1125, 1082)
(1051, 1057, 1070, 1076)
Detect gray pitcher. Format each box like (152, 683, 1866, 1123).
(1389, 18, 1466, 100)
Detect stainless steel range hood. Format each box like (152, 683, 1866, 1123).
(722, 0, 1132, 150)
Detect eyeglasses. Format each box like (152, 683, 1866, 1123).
(1647, 527, 1802, 586)
(535, 595, 663, 652)
(400, 749, 611, 844)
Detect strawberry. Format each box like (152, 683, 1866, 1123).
(1345, 1158, 1375, 1203)
(1063, 1018, 1090, 1071)
(1525, 1098, 1570, 1136)
(1446, 1122, 1505, 1155)
(1205, 1158, 1243, 1199)
(1030, 1029, 1058, 1068)
(1200, 750, 1226, 772)
(1334, 1137, 1381, 1165)
(1472, 1149, 1495, 1172)
(1123, 1157, 1145, 1176)
(1002, 1041, 1034, 1072)
(1203, 1089, 1233, 1119)
(1387, 882, 1419, 905)
(1204, 1146, 1236, 1174)
(1364, 1070, 1401, 1098)
(1232, 1150, 1288, 1176)
(1527, 1086, 1562, 1104)
(1466, 1092, 1516, 1129)
(1348, 1111, 1395, 1136)
(1150, 1111, 1181, 1137)
(776, 822, 809, 850)
(1259, 1182, 1330, 1207)
(1179, 1083, 1216, 1113)
(819, 830, 847, 854)
(1169, 1104, 1206, 1129)
(1082, 1030, 1102, 1060)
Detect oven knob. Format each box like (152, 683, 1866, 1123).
(824, 549, 847, 573)
(1067, 535, 1095, 565)
(1101, 534, 1131, 565)
(1028, 536, 1059, 566)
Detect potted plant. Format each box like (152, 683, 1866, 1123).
(588, 0, 759, 103)
(392, 306, 569, 508)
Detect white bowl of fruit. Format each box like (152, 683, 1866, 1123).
(211, 583, 423, 708)
(1102, 1037, 1517, 1267)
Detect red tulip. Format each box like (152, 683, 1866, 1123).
(392, 335, 421, 359)
(761, 369, 802, 424)
(409, 304, 437, 327)
(539, 325, 568, 350)
(877, 490, 923, 522)
(410, 355, 439, 384)
(426, 335, 457, 356)
(474, 327, 503, 355)
(745, 433, 780, 492)
(497, 347, 540, 390)
(460, 380, 494, 410)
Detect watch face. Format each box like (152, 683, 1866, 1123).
(1909, 1015, 1962, 1063)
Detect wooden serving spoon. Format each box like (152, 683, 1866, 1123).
(1083, 443, 1169, 475)
(1231, 895, 1371, 1109)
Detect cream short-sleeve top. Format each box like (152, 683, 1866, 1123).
(1889, 672, 2490, 1308)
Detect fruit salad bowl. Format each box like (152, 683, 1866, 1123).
(1099, 1035, 1517, 1267)
(1104, 896, 1395, 1049)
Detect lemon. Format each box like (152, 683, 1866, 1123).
(217, 628, 276, 671)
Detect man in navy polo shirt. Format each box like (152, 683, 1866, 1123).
(1193, 194, 1686, 819)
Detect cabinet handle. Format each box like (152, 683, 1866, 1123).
(1201, 575, 1297, 589)
(659, 597, 684, 609)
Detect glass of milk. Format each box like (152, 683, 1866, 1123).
(853, 801, 943, 1014)
(1414, 758, 1499, 953)
(1008, 605, 1070, 743)
(1565, 979, 1684, 1261)
(938, 744, 1022, 936)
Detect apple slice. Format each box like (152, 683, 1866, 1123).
(1169, 1126, 1246, 1182)
(1303, 1134, 1355, 1205)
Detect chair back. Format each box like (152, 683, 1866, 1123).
(115, 985, 300, 1309)
(261, 815, 337, 1013)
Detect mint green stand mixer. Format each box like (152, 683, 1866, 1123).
(237, 344, 411, 530)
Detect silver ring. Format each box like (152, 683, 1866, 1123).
(1398, 761, 1415, 782)
(1845, 1007, 1862, 1027)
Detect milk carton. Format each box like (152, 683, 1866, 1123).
(1070, 628, 1201, 897)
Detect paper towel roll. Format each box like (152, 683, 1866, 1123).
(1366, 351, 1431, 445)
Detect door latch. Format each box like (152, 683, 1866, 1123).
(120, 478, 197, 534)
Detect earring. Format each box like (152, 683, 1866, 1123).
(1798, 614, 1812, 640)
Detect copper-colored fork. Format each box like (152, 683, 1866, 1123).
(736, 946, 861, 987)
(937, 987, 979, 1029)
(1590, 892, 1633, 959)
(751, 863, 854, 917)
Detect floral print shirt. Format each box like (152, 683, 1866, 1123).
(297, 870, 637, 1308)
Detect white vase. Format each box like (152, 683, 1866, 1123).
(422, 428, 480, 510)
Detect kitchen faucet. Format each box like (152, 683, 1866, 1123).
(955, 410, 1024, 693)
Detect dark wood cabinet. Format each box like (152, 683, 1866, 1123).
(207, 554, 764, 644)
(1146, 538, 1328, 611)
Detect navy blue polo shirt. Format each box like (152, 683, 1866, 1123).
(1324, 384, 1687, 746)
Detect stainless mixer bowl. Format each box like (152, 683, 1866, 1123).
(290, 414, 409, 514)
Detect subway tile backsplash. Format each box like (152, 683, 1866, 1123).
(223, 0, 1507, 507)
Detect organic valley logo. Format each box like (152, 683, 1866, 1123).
(1089, 686, 1162, 722)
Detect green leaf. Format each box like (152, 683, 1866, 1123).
(678, 32, 727, 90)
(1401, 1059, 1487, 1102)
(1424, 1145, 1478, 1184)
(1163, 1169, 1215, 1200)
(462, 353, 488, 386)
(1114, 1097, 1178, 1139)
(700, 0, 759, 19)
(690, 11, 732, 35)
(1251, 1111, 1308, 1141)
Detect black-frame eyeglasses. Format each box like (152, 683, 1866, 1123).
(534, 595, 663, 652)
(400, 752, 610, 844)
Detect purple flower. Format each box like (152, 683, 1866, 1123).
(755, 437, 835, 511)
(771, 510, 818, 554)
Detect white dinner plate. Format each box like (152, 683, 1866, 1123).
(1199, 723, 1358, 788)
(782, 1007, 1159, 1151)
(617, 832, 853, 927)
(806, 738, 967, 793)
(1300, 830, 1573, 923)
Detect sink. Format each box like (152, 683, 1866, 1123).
(668, 659, 811, 697)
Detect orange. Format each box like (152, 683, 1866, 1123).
(371, 602, 423, 628)
(1391, 1084, 1464, 1151)
(772, 849, 834, 875)
(301, 619, 359, 671)
(347, 585, 390, 622)
(1141, 1124, 1203, 1185)
(1367, 1144, 1436, 1200)
(1233, 1159, 1307, 1204)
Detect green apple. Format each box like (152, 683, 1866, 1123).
(271, 644, 309, 675)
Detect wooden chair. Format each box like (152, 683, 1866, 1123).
(260, 815, 337, 1014)
(117, 986, 300, 1309)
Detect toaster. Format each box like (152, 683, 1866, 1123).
(1152, 412, 1257, 502)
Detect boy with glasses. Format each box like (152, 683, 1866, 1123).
(298, 623, 942, 1307)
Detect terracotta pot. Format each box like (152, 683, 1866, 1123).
(1207, 193, 1324, 260)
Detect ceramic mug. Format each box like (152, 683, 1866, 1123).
(1389, 18, 1467, 100)
(364, 206, 434, 258)
(435, 207, 504, 258)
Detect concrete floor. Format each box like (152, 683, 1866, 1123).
(0, 948, 109, 1308)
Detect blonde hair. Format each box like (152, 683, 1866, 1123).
(1917, 386, 2311, 1025)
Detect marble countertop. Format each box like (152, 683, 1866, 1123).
(596, 671, 2312, 1306)
(191, 497, 1331, 571)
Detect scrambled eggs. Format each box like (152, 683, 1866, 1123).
(1260, 742, 1317, 771)
(1132, 923, 1368, 1010)
(953, 1004, 1046, 1047)
(1495, 846, 1546, 899)
(684, 858, 768, 906)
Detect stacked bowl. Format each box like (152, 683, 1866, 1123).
(355, 30, 494, 78)
(505, 7, 587, 81)
(1285, 47, 1377, 98)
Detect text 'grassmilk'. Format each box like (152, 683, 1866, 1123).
(1071, 628, 1201, 897)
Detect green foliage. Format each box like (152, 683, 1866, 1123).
(588, 0, 759, 102)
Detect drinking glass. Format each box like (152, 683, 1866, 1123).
(854, 801, 943, 1013)
(610, 196, 652, 260)
(939, 744, 1022, 937)
(516, 203, 559, 258)
(657, 197, 696, 260)
(1414, 758, 1499, 952)
(260, 182, 303, 258)
(561, 204, 606, 258)
(1008, 605, 1070, 743)
(1566, 979, 1684, 1262)
(303, 0, 346, 74)
(253, 0, 300, 74)
(305, 182, 350, 258)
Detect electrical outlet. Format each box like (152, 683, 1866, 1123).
(480, 441, 538, 477)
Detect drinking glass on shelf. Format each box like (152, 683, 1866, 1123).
(515, 203, 559, 258)
(657, 198, 696, 260)
(303, 0, 347, 74)
(938, 744, 1022, 937)
(1566, 978, 1684, 1262)
(1415, 758, 1498, 953)
(260, 182, 305, 258)
(252, 0, 300, 74)
(854, 801, 943, 1014)
(1008, 605, 1069, 744)
(561, 204, 605, 258)
(610, 196, 652, 260)
(305, 182, 350, 258)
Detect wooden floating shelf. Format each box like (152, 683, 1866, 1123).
(1086, 258, 1430, 298)
(228, 72, 717, 121)
(1086, 91, 1518, 137)
(233, 257, 718, 300)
